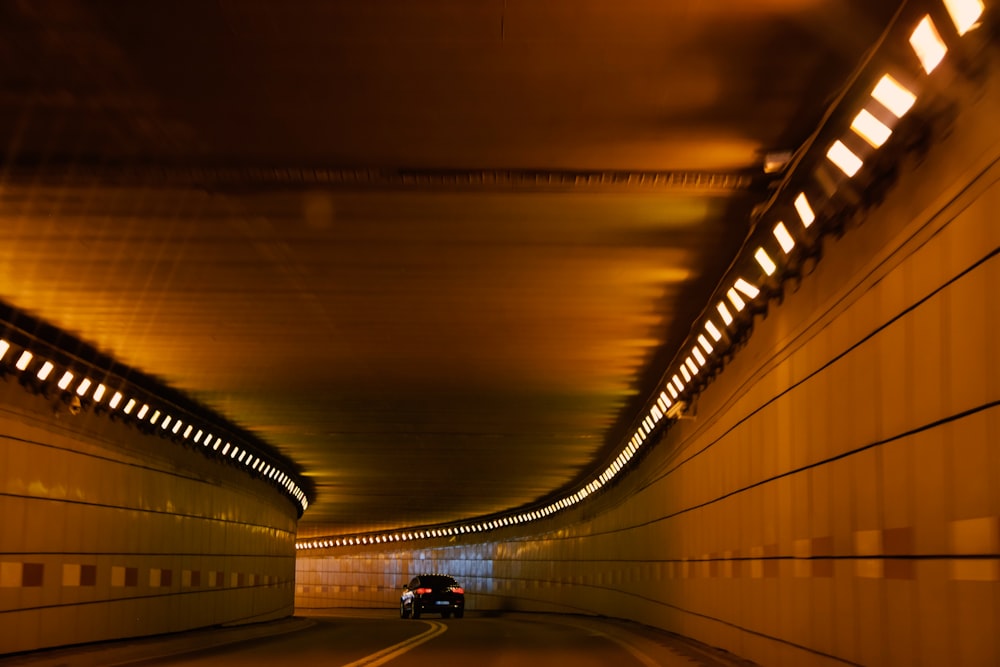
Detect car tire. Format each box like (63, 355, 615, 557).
(400, 602, 410, 619)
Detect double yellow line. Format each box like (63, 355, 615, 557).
(340, 620, 447, 667)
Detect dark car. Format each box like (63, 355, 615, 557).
(400, 574, 465, 619)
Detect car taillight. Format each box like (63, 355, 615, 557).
(414, 587, 432, 595)
(450, 587, 464, 594)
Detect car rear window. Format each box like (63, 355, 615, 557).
(420, 576, 458, 588)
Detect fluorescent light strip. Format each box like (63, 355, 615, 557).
(692, 347, 706, 366)
(681, 364, 692, 382)
(944, 0, 983, 34)
(705, 320, 723, 341)
(772, 222, 796, 253)
(727, 288, 746, 312)
(57, 372, 74, 390)
(36, 361, 54, 381)
(697, 334, 713, 354)
(0, 340, 8, 361)
(76, 378, 92, 397)
(93, 384, 106, 403)
(794, 193, 815, 228)
(755, 248, 777, 276)
(827, 140, 864, 177)
(734, 278, 760, 299)
(124, 398, 136, 415)
(910, 16, 947, 74)
(16, 351, 32, 371)
(137, 404, 149, 420)
(716, 301, 734, 325)
(851, 109, 892, 148)
(872, 74, 916, 118)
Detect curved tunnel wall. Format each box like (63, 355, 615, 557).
(296, 50, 1000, 667)
(0, 386, 299, 655)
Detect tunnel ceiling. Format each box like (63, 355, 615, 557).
(0, 0, 903, 537)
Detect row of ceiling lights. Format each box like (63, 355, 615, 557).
(297, 0, 984, 550)
(0, 336, 309, 514)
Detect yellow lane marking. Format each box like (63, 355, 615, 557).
(339, 620, 447, 667)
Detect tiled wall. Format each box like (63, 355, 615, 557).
(0, 389, 298, 655)
(296, 60, 1000, 667)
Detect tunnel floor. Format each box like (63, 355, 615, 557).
(0, 610, 756, 667)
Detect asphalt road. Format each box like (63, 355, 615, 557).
(0, 611, 753, 667)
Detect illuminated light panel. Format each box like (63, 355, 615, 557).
(230, 445, 239, 458)
(827, 140, 864, 177)
(57, 371, 74, 390)
(872, 74, 916, 118)
(222, 442, 231, 455)
(172, 421, 183, 434)
(108, 392, 122, 409)
(727, 288, 746, 312)
(123, 398, 136, 414)
(755, 247, 777, 276)
(772, 222, 795, 253)
(657, 395, 668, 412)
(149, 410, 161, 425)
(944, 0, 983, 34)
(659, 391, 672, 408)
(672, 374, 684, 392)
(909, 16, 947, 74)
(692, 347, 706, 366)
(734, 278, 760, 299)
(184, 425, 193, 438)
(16, 351, 32, 371)
(213, 438, 222, 451)
(794, 193, 815, 228)
(195, 430, 204, 443)
(851, 109, 892, 148)
(137, 404, 149, 420)
(667, 383, 679, 399)
(0, 340, 8, 361)
(93, 384, 106, 403)
(698, 333, 714, 354)
(76, 378, 93, 397)
(716, 301, 734, 325)
(705, 320, 723, 341)
(680, 365, 691, 383)
(685, 357, 698, 376)
(161, 415, 172, 429)
(36, 361, 54, 381)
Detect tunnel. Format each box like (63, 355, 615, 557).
(1, 1, 998, 665)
